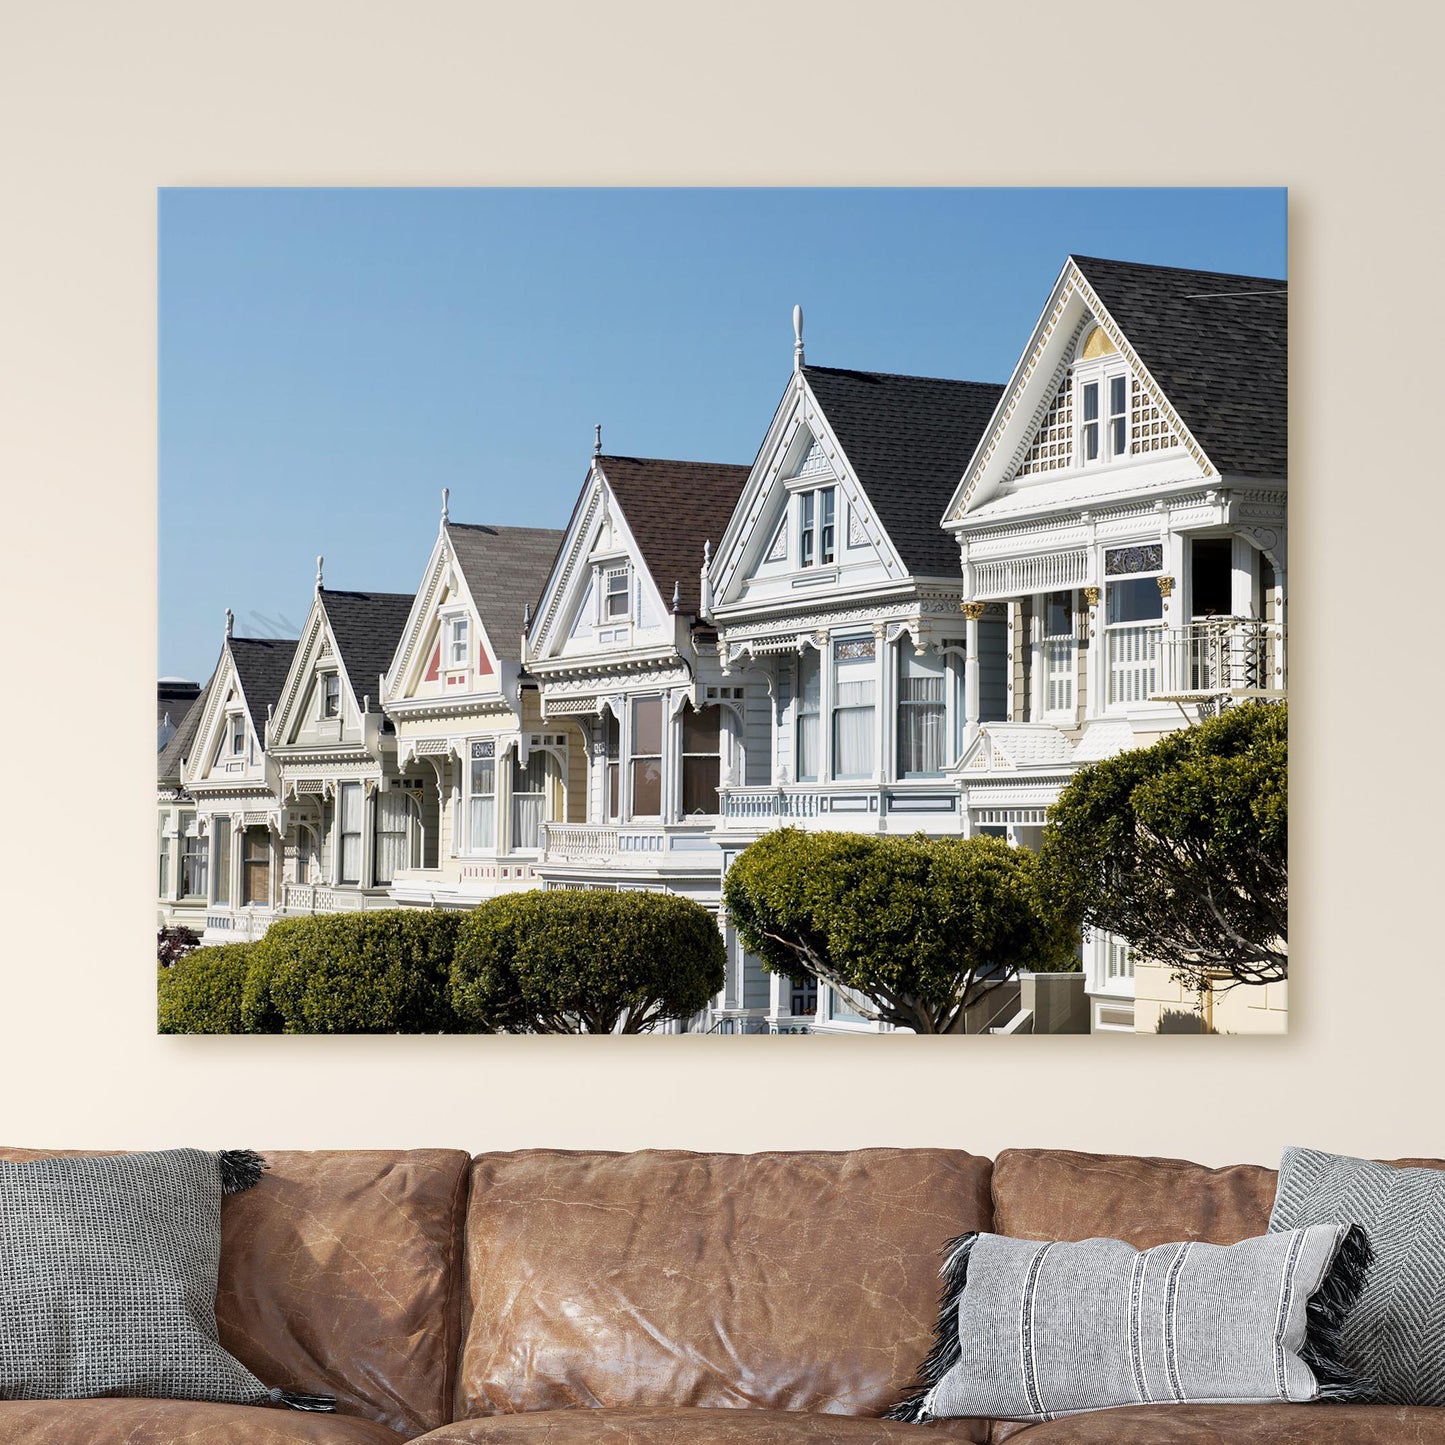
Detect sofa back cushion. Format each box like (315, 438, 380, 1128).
(1, 1148, 471, 1438)
(990, 1148, 1278, 1247)
(458, 1147, 994, 1418)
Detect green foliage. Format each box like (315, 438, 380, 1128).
(157, 943, 261, 1034)
(263, 910, 464, 1033)
(722, 829, 1079, 1034)
(1040, 700, 1287, 989)
(451, 889, 726, 1034)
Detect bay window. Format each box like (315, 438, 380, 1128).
(831, 637, 876, 780)
(179, 813, 208, 899)
(158, 833, 171, 898)
(630, 696, 663, 817)
(897, 647, 946, 777)
(241, 826, 270, 906)
(1041, 590, 1076, 716)
(681, 703, 721, 815)
(338, 781, 363, 884)
(604, 711, 621, 821)
(1104, 545, 1165, 705)
(213, 819, 230, 904)
(468, 741, 496, 850)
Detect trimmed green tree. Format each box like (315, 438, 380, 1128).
(1040, 700, 1286, 991)
(157, 943, 261, 1034)
(722, 829, 1079, 1034)
(263, 910, 464, 1033)
(450, 889, 726, 1034)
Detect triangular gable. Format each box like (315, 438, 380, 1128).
(710, 372, 909, 610)
(382, 526, 502, 707)
(960, 722, 1075, 774)
(528, 461, 672, 661)
(184, 642, 265, 788)
(944, 257, 1215, 521)
(268, 593, 337, 746)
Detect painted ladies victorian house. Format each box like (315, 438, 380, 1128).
(179, 618, 298, 943)
(941, 256, 1287, 1033)
(379, 499, 569, 907)
(157, 675, 213, 936)
(705, 311, 1008, 1033)
(264, 566, 415, 920)
(525, 446, 751, 932)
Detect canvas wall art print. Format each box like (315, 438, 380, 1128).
(157, 188, 1287, 1037)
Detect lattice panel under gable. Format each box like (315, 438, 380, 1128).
(1130, 382, 1181, 455)
(1016, 370, 1074, 476)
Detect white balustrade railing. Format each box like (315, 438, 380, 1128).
(720, 788, 832, 821)
(540, 824, 620, 861)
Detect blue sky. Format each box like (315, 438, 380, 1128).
(159, 187, 1286, 682)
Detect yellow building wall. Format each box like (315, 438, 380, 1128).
(1133, 960, 1288, 1035)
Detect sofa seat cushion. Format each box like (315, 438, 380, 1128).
(990, 1149, 1278, 1247)
(416, 1407, 989, 1443)
(0, 1399, 407, 1444)
(458, 1148, 994, 1418)
(988, 1402, 1445, 1442)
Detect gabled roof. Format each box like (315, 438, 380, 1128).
(598, 456, 751, 617)
(318, 589, 415, 701)
(961, 722, 1075, 772)
(803, 367, 1005, 576)
(446, 524, 565, 661)
(1071, 256, 1286, 479)
(158, 676, 213, 784)
(228, 636, 298, 727)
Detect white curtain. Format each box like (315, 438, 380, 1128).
(373, 790, 412, 885)
(796, 650, 822, 781)
(832, 667, 875, 779)
(469, 758, 496, 851)
(339, 782, 363, 884)
(511, 752, 552, 850)
(898, 665, 946, 775)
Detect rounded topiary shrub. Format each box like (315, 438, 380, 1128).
(451, 888, 726, 1034)
(157, 943, 259, 1034)
(263, 909, 464, 1033)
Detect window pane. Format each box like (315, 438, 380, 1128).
(819, 488, 835, 563)
(1107, 576, 1164, 625)
(1083, 422, 1099, 461)
(682, 755, 720, 814)
(469, 794, 496, 849)
(631, 757, 662, 816)
(213, 821, 230, 904)
(1044, 590, 1071, 638)
(682, 703, 719, 752)
(897, 647, 945, 777)
(632, 696, 663, 756)
(374, 789, 412, 885)
(1109, 374, 1127, 414)
(1082, 381, 1099, 421)
(796, 650, 821, 781)
(604, 710, 620, 759)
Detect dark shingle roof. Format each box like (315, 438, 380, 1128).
(228, 636, 298, 731)
(598, 457, 751, 617)
(319, 589, 415, 703)
(158, 676, 212, 784)
(1072, 256, 1286, 478)
(447, 524, 566, 661)
(157, 679, 201, 728)
(802, 367, 1005, 576)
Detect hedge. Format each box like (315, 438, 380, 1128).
(451, 889, 726, 1033)
(262, 910, 464, 1033)
(157, 943, 265, 1035)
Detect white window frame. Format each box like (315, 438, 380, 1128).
(795, 647, 822, 783)
(628, 695, 665, 819)
(1102, 546, 1166, 710)
(320, 670, 341, 720)
(798, 486, 836, 568)
(1039, 589, 1077, 721)
(602, 565, 631, 622)
(228, 711, 246, 755)
(895, 643, 947, 779)
(443, 612, 470, 671)
(1074, 358, 1130, 467)
(830, 636, 876, 781)
(466, 740, 497, 854)
(337, 781, 364, 885)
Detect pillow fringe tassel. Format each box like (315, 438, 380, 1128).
(1302, 1222, 1375, 1402)
(884, 1231, 978, 1423)
(269, 1388, 338, 1413)
(218, 1149, 268, 1196)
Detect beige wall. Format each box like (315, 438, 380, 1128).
(2, 2, 1439, 1167)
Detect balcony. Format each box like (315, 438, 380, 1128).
(539, 821, 722, 866)
(1106, 619, 1284, 707)
(279, 883, 372, 915)
(203, 906, 276, 942)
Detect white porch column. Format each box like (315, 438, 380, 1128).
(1083, 587, 1103, 717)
(962, 602, 984, 733)
(873, 623, 888, 785)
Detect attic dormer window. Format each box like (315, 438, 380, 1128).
(321, 672, 340, 719)
(800, 487, 835, 567)
(1074, 327, 1129, 466)
(229, 714, 245, 755)
(604, 566, 630, 621)
(446, 615, 469, 669)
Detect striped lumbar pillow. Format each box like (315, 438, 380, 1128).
(1269, 1147, 1445, 1406)
(888, 1224, 1372, 1423)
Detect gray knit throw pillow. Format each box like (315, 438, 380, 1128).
(889, 1224, 1372, 1423)
(1269, 1146, 1445, 1406)
(0, 1149, 331, 1410)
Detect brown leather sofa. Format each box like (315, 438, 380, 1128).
(2, 1146, 1442, 1444)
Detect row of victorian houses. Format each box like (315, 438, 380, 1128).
(159, 255, 1288, 1035)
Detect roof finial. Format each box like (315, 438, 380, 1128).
(523, 601, 532, 628)
(315, 555, 324, 593)
(440, 486, 450, 529)
(793, 304, 804, 373)
(672, 580, 681, 613)
(703, 539, 711, 566)
(594, 422, 602, 458)
(224, 607, 234, 638)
